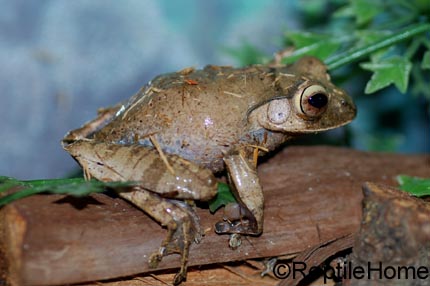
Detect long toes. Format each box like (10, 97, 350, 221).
(170, 200, 203, 242)
(173, 268, 187, 285)
(162, 222, 192, 255)
(215, 219, 253, 234)
(148, 207, 199, 284)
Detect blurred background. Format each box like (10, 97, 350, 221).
(1, 0, 428, 180)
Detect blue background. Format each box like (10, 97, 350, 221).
(1, 0, 428, 180)
(1, 0, 300, 179)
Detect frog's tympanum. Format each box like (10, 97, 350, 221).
(62, 57, 356, 284)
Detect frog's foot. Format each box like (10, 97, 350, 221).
(148, 199, 202, 285)
(215, 202, 257, 234)
(118, 189, 202, 285)
(148, 218, 193, 285)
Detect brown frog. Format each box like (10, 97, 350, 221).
(62, 56, 356, 284)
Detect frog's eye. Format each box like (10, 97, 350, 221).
(267, 98, 290, 124)
(297, 84, 328, 118)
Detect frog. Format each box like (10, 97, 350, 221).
(62, 56, 356, 284)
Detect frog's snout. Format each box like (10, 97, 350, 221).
(61, 130, 87, 148)
(338, 94, 357, 122)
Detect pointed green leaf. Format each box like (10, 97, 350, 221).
(422, 51, 430, 69)
(281, 32, 341, 64)
(223, 42, 267, 66)
(333, 5, 355, 18)
(286, 32, 327, 48)
(397, 175, 430, 197)
(410, 62, 430, 99)
(0, 177, 138, 207)
(351, 0, 384, 25)
(360, 56, 412, 94)
(208, 182, 236, 213)
(355, 30, 392, 46)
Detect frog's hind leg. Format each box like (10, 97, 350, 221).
(119, 188, 200, 285)
(64, 141, 217, 285)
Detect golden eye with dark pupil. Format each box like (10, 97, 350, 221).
(296, 84, 329, 118)
(308, 93, 328, 109)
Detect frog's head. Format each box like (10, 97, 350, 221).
(248, 57, 356, 133)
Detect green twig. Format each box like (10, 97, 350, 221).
(325, 23, 430, 70)
(23, 177, 86, 187)
(0, 176, 137, 207)
(0, 188, 45, 206)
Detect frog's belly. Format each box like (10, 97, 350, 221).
(159, 138, 226, 172)
(111, 131, 233, 173)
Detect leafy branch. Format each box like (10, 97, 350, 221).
(324, 23, 430, 71)
(234, 0, 429, 97)
(281, 25, 428, 96)
(0, 176, 137, 207)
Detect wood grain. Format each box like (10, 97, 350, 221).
(0, 146, 428, 285)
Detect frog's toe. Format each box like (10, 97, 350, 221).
(173, 267, 188, 285)
(215, 221, 249, 234)
(170, 200, 203, 243)
(215, 202, 259, 235)
(147, 202, 200, 284)
(215, 219, 254, 234)
(118, 191, 200, 284)
(148, 249, 164, 268)
(161, 220, 193, 285)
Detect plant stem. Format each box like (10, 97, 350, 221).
(325, 23, 430, 70)
(24, 177, 86, 187)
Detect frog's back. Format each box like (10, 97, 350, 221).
(93, 65, 279, 171)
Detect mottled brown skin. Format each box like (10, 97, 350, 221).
(63, 56, 356, 284)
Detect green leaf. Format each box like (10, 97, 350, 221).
(0, 176, 30, 193)
(397, 175, 430, 197)
(350, 0, 384, 25)
(355, 30, 392, 47)
(223, 42, 267, 66)
(410, 63, 430, 99)
(422, 51, 430, 69)
(286, 32, 327, 48)
(333, 4, 355, 18)
(281, 32, 341, 64)
(0, 177, 138, 207)
(360, 56, 412, 93)
(208, 182, 236, 213)
(355, 30, 394, 61)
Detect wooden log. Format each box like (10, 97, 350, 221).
(0, 146, 428, 285)
(347, 183, 430, 286)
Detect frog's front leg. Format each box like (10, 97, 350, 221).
(215, 153, 264, 235)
